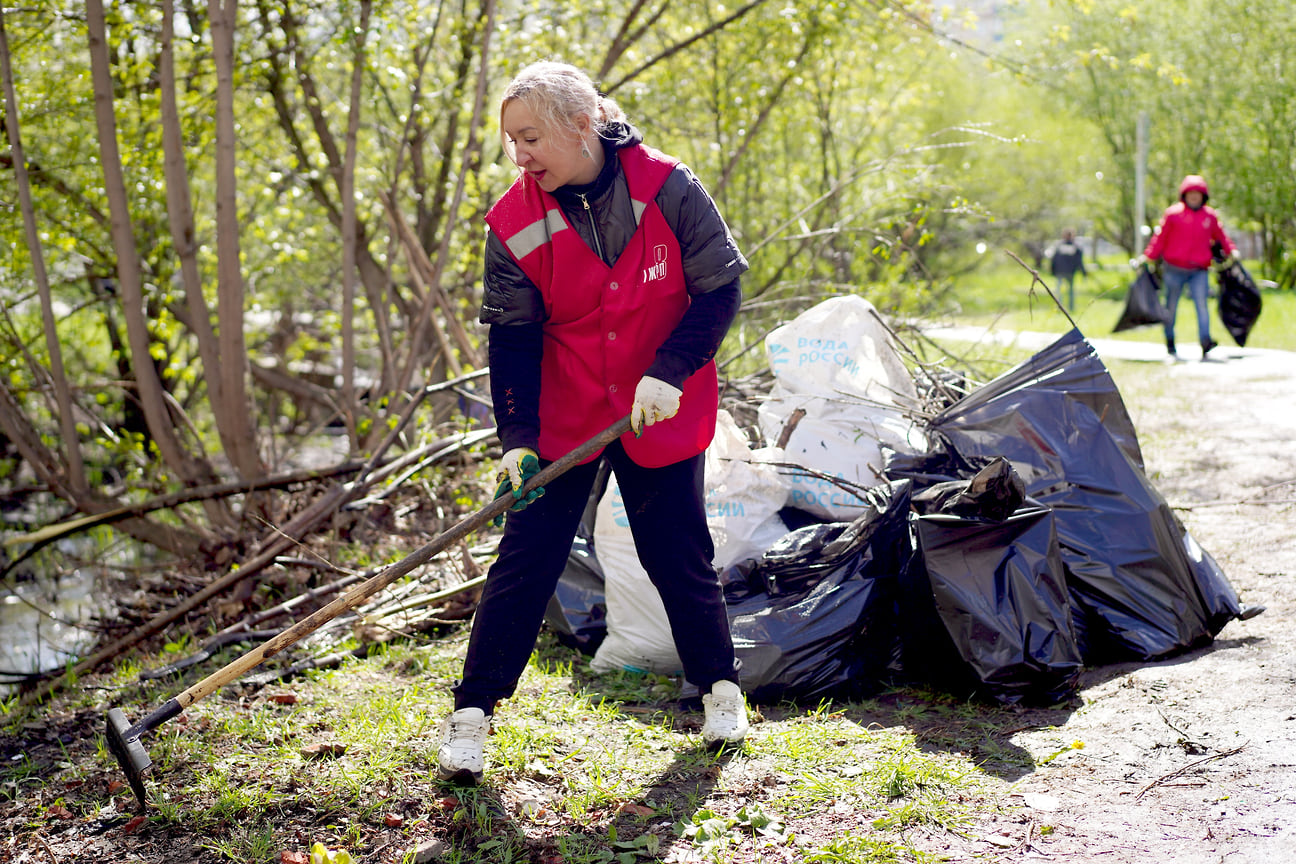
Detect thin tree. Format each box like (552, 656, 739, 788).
(155, 4, 238, 533)
(159, 1, 257, 501)
(389, 0, 496, 405)
(0, 3, 85, 494)
(340, 0, 374, 451)
(86, 0, 220, 527)
(207, 0, 263, 479)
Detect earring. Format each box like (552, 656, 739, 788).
(581, 142, 592, 159)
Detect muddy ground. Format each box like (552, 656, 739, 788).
(942, 335, 1296, 863)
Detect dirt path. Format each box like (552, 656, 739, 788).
(954, 336, 1296, 863)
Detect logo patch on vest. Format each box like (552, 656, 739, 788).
(642, 244, 670, 283)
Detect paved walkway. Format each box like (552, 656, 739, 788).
(925, 324, 1296, 375)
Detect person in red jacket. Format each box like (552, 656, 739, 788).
(435, 62, 750, 785)
(1140, 174, 1239, 359)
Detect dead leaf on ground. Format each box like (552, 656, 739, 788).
(299, 742, 347, 759)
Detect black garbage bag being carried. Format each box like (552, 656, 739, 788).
(722, 480, 912, 704)
(890, 329, 1242, 664)
(1216, 259, 1262, 346)
(1113, 266, 1169, 333)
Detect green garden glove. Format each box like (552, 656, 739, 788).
(492, 447, 544, 526)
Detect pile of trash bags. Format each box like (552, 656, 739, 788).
(545, 295, 1246, 706)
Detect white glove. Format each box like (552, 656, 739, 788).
(630, 376, 682, 436)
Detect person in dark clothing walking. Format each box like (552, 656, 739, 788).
(1049, 229, 1087, 310)
(1138, 174, 1239, 360)
(435, 61, 750, 785)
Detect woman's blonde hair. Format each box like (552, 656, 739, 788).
(499, 61, 625, 156)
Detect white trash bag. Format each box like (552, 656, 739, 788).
(590, 476, 683, 675)
(759, 294, 927, 520)
(590, 412, 791, 676)
(706, 410, 789, 571)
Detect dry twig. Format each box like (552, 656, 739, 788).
(1134, 743, 1247, 800)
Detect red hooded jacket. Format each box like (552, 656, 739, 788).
(1143, 175, 1237, 269)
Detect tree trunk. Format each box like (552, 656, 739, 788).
(158, 2, 238, 532)
(85, 0, 220, 509)
(340, 0, 373, 451)
(208, 0, 265, 481)
(0, 5, 86, 494)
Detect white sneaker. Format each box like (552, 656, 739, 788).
(436, 707, 489, 784)
(701, 680, 749, 748)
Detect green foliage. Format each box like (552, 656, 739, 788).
(804, 833, 940, 863)
(1010, 0, 1296, 278)
(4, 0, 1295, 566)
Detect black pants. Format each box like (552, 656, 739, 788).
(452, 440, 737, 713)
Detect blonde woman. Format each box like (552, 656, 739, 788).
(436, 62, 750, 784)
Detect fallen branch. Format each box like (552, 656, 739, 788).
(238, 647, 370, 689)
(0, 460, 366, 579)
(19, 383, 497, 707)
(359, 573, 486, 624)
(138, 630, 285, 680)
(1134, 743, 1247, 800)
(214, 569, 366, 636)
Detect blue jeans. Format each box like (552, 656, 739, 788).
(1161, 263, 1213, 346)
(1056, 275, 1076, 311)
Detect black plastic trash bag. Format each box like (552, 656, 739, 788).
(890, 328, 1145, 473)
(1216, 260, 1262, 346)
(722, 480, 912, 704)
(910, 455, 1025, 522)
(544, 531, 608, 654)
(544, 463, 611, 654)
(1113, 267, 1169, 333)
(893, 329, 1241, 664)
(899, 505, 1082, 705)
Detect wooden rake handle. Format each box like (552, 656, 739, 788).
(167, 415, 631, 714)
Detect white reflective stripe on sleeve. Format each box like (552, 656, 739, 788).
(505, 208, 568, 260)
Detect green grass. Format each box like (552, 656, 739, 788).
(13, 632, 1022, 864)
(945, 254, 1296, 352)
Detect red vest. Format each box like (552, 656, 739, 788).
(484, 145, 718, 468)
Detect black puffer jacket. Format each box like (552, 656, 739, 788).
(481, 121, 747, 454)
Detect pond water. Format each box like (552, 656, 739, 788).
(1, 545, 114, 694)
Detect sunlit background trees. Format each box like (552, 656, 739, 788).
(2, 0, 1293, 567)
